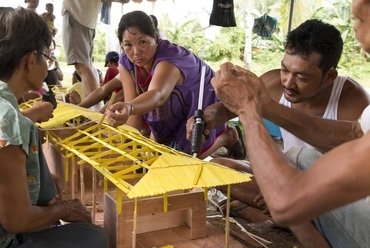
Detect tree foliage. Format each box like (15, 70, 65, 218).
(57, 0, 370, 87)
(163, 0, 370, 85)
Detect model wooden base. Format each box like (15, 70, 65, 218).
(104, 188, 207, 248)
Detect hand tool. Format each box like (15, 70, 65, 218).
(191, 65, 206, 158)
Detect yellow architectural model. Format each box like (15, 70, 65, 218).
(20, 100, 252, 247)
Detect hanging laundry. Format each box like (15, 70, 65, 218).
(100, 0, 112, 25)
(252, 13, 277, 38)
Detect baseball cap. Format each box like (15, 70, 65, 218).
(104, 51, 119, 67)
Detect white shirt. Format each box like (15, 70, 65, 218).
(279, 76, 348, 152)
(360, 104, 370, 133)
(62, 0, 101, 29)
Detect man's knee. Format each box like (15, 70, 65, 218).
(75, 63, 93, 74)
(312, 199, 370, 248)
(89, 225, 109, 247)
(284, 146, 323, 170)
(74, 222, 109, 248)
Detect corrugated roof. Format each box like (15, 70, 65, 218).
(128, 153, 251, 198)
(20, 100, 251, 207)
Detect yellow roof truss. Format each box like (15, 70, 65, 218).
(19, 101, 252, 214)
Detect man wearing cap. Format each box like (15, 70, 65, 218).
(103, 51, 119, 85)
(102, 51, 120, 103)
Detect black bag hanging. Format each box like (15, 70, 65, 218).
(209, 0, 237, 27)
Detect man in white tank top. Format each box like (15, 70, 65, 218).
(278, 75, 361, 152)
(259, 54, 368, 154)
(195, 19, 370, 248)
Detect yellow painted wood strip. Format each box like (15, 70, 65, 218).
(20, 100, 252, 213)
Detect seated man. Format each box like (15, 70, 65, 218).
(187, 19, 370, 247)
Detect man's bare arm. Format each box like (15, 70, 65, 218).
(79, 77, 122, 109)
(259, 70, 367, 152)
(263, 101, 363, 152)
(239, 109, 370, 226)
(212, 62, 370, 226)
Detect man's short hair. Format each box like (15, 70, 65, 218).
(285, 19, 343, 73)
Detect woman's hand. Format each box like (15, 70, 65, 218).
(105, 102, 132, 127)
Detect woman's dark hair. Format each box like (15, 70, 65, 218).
(0, 7, 52, 80)
(285, 19, 343, 74)
(73, 71, 82, 82)
(149, 15, 159, 30)
(117, 10, 156, 44)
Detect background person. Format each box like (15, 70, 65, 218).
(41, 3, 57, 50)
(44, 53, 64, 88)
(65, 71, 84, 104)
(102, 51, 120, 103)
(61, 0, 105, 110)
(25, 0, 39, 11)
(103, 51, 119, 84)
(150, 14, 166, 40)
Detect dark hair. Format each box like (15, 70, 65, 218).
(285, 19, 343, 73)
(46, 3, 53, 8)
(74, 69, 101, 82)
(73, 71, 82, 82)
(0, 7, 52, 80)
(149, 15, 159, 30)
(117, 11, 156, 44)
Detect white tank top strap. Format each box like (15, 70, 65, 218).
(278, 75, 346, 152)
(323, 76, 347, 119)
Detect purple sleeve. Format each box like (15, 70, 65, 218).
(118, 52, 134, 71)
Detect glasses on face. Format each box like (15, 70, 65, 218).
(39, 52, 57, 71)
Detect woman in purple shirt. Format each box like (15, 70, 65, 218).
(106, 10, 245, 159)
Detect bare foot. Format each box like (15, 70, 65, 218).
(220, 199, 271, 223)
